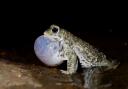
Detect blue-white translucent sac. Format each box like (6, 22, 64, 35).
(34, 35, 64, 66)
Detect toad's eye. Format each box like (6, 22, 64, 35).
(52, 27, 59, 33)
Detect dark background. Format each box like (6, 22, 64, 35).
(0, 7, 128, 63)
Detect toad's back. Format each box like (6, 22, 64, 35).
(60, 27, 119, 69)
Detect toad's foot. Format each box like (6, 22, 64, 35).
(105, 60, 120, 71)
(60, 70, 74, 75)
(60, 70, 71, 75)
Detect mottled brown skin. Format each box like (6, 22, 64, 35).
(44, 25, 119, 75)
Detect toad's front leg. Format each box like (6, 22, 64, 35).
(60, 50, 78, 75)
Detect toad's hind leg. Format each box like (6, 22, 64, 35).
(83, 68, 112, 89)
(95, 58, 120, 72)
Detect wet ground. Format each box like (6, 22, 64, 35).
(0, 49, 128, 89)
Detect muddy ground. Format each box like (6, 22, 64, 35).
(0, 49, 128, 89)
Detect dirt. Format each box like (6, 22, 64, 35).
(0, 49, 128, 89)
(0, 50, 83, 89)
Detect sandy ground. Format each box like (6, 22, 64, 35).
(0, 59, 83, 89)
(0, 50, 128, 89)
(0, 50, 83, 89)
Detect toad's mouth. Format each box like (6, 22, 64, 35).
(43, 33, 61, 41)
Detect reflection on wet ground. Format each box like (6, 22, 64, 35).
(0, 49, 128, 89)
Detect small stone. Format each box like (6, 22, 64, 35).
(56, 82, 62, 86)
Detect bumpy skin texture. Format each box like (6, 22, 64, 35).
(44, 25, 119, 75)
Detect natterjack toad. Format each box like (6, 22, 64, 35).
(43, 24, 120, 74)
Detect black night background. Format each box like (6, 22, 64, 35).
(0, 10, 127, 61)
